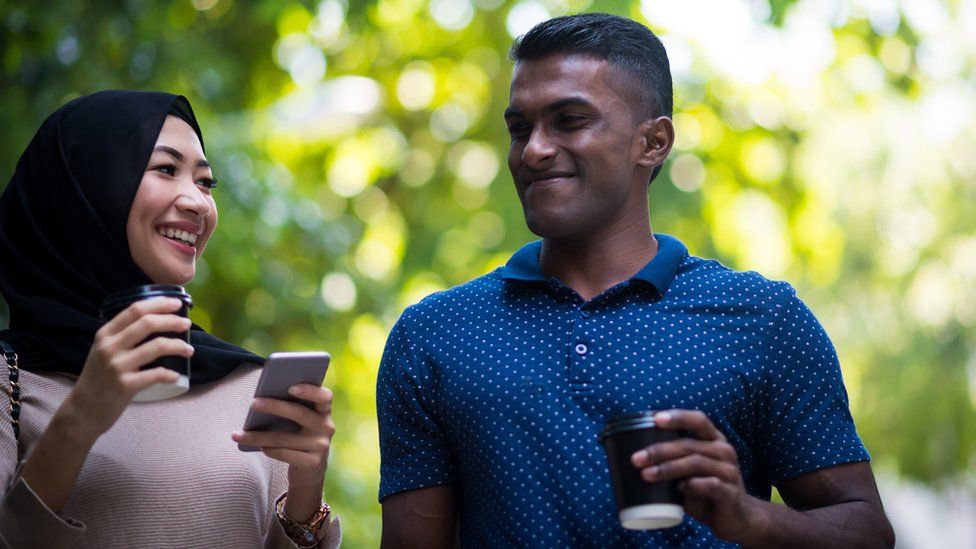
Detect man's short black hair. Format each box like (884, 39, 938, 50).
(510, 13, 673, 183)
(510, 13, 673, 122)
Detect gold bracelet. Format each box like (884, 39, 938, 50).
(275, 492, 331, 548)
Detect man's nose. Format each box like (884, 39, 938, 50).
(521, 128, 557, 167)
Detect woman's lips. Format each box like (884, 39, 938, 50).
(160, 232, 197, 256)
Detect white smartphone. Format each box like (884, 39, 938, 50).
(238, 351, 331, 452)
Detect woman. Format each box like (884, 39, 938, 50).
(0, 91, 340, 548)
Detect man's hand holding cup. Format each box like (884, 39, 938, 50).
(630, 409, 763, 543)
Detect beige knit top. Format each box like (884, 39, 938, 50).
(0, 357, 341, 548)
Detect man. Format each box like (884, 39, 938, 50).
(377, 13, 894, 547)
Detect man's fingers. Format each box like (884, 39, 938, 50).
(653, 409, 726, 441)
(641, 453, 740, 483)
(680, 476, 738, 500)
(632, 437, 738, 468)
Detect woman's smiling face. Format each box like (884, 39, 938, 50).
(126, 115, 217, 285)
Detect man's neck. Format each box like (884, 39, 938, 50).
(539, 223, 658, 302)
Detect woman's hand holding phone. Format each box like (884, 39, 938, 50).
(231, 352, 335, 521)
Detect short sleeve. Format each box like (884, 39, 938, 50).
(376, 308, 454, 501)
(756, 286, 870, 483)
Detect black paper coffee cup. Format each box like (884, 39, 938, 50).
(100, 284, 192, 402)
(599, 411, 684, 529)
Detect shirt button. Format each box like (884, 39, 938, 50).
(575, 343, 588, 355)
(581, 310, 591, 318)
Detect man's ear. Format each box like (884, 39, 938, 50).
(635, 116, 674, 170)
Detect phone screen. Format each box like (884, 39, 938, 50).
(238, 351, 330, 452)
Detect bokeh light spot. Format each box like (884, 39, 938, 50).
(396, 62, 436, 111)
(429, 0, 474, 31)
(320, 272, 357, 312)
(506, 1, 550, 38)
(670, 153, 705, 192)
(430, 103, 470, 142)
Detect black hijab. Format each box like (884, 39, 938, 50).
(0, 90, 263, 381)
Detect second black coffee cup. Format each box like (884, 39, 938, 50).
(599, 411, 685, 530)
(100, 284, 193, 402)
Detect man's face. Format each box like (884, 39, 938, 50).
(505, 53, 650, 241)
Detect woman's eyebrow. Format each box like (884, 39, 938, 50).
(153, 145, 210, 168)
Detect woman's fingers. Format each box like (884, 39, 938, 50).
(233, 384, 336, 474)
(123, 366, 182, 394)
(232, 429, 331, 455)
(251, 385, 334, 432)
(100, 297, 185, 336)
(260, 447, 329, 471)
(90, 296, 192, 375)
(251, 397, 323, 431)
(288, 384, 334, 415)
(114, 336, 193, 373)
(109, 311, 192, 352)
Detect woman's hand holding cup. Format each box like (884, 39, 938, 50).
(65, 297, 193, 439)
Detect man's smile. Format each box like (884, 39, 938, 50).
(523, 171, 575, 186)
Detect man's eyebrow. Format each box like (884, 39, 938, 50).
(545, 97, 594, 113)
(504, 96, 595, 119)
(153, 145, 210, 168)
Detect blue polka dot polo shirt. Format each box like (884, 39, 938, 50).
(377, 234, 869, 547)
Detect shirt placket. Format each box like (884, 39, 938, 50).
(568, 301, 595, 394)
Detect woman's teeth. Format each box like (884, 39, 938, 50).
(157, 227, 198, 245)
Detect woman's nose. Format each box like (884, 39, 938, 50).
(175, 180, 212, 217)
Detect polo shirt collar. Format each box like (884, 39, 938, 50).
(499, 233, 688, 296)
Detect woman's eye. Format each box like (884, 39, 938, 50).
(196, 177, 218, 189)
(154, 164, 176, 176)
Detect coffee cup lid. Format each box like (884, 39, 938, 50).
(100, 284, 192, 314)
(598, 411, 659, 443)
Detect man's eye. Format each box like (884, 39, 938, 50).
(508, 124, 529, 138)
(558, 115, 586, 127)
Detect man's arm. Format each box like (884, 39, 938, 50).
(380, 485, 457, 549)
(632, 410, 894, 548)
(749, 461, 894, 548)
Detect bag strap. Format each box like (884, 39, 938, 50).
(0, 339, 20, 448)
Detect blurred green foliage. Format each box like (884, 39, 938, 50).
(2, 0, 975, 546)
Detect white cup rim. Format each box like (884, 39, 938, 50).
(132, 374, 190, 402)
(619, 503, 684, 530)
